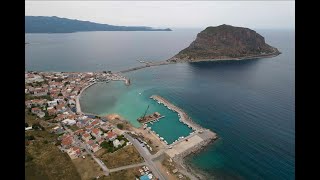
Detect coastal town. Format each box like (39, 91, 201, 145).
(25, 71, 217, 180)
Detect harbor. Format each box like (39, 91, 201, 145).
(147, 95, 217, 157)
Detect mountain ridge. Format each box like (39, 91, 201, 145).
(25, 16, 172, 33)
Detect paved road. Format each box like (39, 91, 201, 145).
(109, 162, 146, 173)
(124, 133, 167, 180)
(64, 126, 110, 176)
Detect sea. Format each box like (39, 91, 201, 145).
(25, 28, 295, 180)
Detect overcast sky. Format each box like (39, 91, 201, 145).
(25, 1, 295, 29)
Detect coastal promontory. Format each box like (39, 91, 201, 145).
(168, 24, 280, 62)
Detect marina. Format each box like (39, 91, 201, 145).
(145, 95, 217, 151)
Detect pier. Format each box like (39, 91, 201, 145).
(150, 95, 203, 130)
(118, 61, 172, 74)
(138, 112, 165, 124)
(149, 95, 217, 159)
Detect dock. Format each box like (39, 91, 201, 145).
(150, 95, 202, 130)
(137, 112, 165, 124)
(149, 95, 218, 159)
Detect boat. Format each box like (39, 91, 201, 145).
(139, 92, 142, 95)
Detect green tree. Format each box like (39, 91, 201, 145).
(117, 124, 124, 130)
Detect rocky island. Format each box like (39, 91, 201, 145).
(168, 24, 281, 62)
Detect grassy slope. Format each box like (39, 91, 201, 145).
(25, 111, 81, 180)
(97, 145, 144, 169)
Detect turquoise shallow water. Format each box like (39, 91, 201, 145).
(145, 98, 193, 144)
(27, 29, 294, 180)
(80, 80, 193, 144)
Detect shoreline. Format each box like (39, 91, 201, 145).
(76, 82, 97, 113)
(150, 95, 218, 179)
(169, 51, 281, 63)
(118, 51, 280, 74)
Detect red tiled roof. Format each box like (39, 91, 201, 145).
(31, 107, 40, 111)
(75, 129, 84, 135)
(61, 136, 73, 146)
(83, 133, 90, 138)
(92, 128, 100, 135)
(87, 140, 95, 145)
(107, 131, 117, 139)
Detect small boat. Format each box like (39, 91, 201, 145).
(139, 92, 142, 95)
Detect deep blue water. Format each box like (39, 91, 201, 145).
(26, 29, 295, 180)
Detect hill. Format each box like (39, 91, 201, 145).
(25, 16, 172, 33)
(169, 24, 280, 62)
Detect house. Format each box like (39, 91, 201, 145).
(67, 147, 81, 159)
(101, 123, 114, 132)
(33, 88, 48, 97)
(61, 135, 74, 149)
(31, 107, 41, 114)
(56, 104, 67, 113)
(91, 128, 102, 139)
(82, 133, 91, 142)
(47, 108, 57, 116)
(90, 119, 100, 126)
(54, 98, 65, 104)
(74, 129, 85, 136)
(113, 139, 121, 148)
(85, 125, 94, 130)
(91, 144, 100, 153)
(54, 114, 68, 121)
(37, 111, 45, 118)
(119, 140, 126, 146)
(76, 119, 88, 128)
(52, 126, 64, 135)
(47, 100, 58, 107)
(107, 131, 117, 141)
(62, 119, 76, 126)
(97, 139, 105, 145)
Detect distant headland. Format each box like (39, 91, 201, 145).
(25, 16, 172, 33)
(168, 24, 281, 62)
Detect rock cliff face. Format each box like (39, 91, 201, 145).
(169, 24, 280, 62)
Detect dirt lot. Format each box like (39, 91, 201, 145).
(96, 145, 144, 169)
(72, 157, 104, 180)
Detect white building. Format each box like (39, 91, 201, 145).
(113, 139, 121, 148)
(37, 111, 45, 118)
(62, 119, 76, 126)
(47, 100, 58, 107)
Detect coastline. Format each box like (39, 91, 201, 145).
(76, 82, 97, 113)
(150, 95, 218, 180)
(168, 51, 281, 64)
(119, 51, 281, 74)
